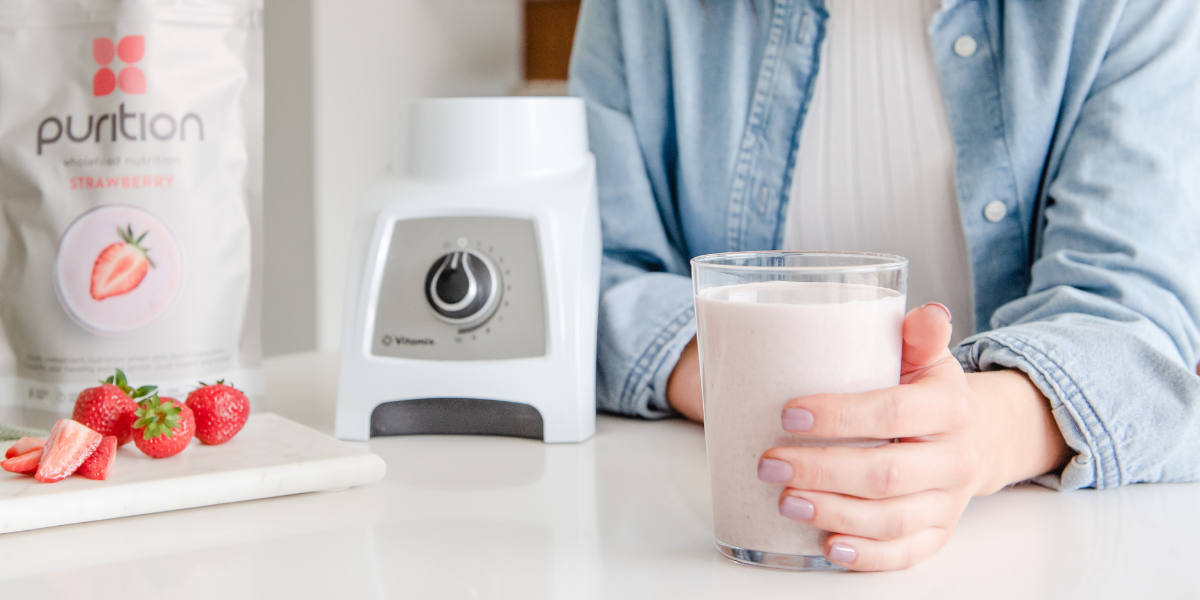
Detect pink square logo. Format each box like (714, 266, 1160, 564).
(93, 35, 145, 96)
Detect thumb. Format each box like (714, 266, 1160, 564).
(901, 302, 953, 372)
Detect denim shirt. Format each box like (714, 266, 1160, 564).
(568, 0, 1200, 491)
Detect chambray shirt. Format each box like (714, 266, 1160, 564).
(568, 0, 1200, 490)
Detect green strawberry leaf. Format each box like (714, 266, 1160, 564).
(134, 394, 185, 441)
(133, 385, 157, 400)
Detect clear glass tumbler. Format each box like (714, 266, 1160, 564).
(692, 251, 908, 571)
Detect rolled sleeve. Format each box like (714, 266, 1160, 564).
(571, 0, 695, 418)
(956, 316, 1200, 491)
(957, 0, 1200, 490)
(597, 271, 696, 418)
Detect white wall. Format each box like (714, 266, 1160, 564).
(263, 0, 318, 356)
(310, 0, 524, 351)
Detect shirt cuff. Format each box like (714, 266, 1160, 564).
(954, 329, 1111, 491)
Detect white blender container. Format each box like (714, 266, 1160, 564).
(335, 97, 600, 443)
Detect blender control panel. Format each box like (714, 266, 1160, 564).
(371, 216, 547, 360)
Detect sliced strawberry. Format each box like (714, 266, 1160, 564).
(2, 448, 44, 475)
(90, 224, 154, 301)
(5, 436, 45, 459)
(36, 420, 103, 483)
(76, 436, 117, 480)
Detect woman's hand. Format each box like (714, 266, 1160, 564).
(756, 303, 1072, 571)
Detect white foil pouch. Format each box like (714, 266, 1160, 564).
(0, 0, 263, 413)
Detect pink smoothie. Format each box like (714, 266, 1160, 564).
(696, 281, 905, 556)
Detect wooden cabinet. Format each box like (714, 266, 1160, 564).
(524, 0, 581, 82)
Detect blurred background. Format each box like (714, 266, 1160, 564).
(261, 0, 581, 357)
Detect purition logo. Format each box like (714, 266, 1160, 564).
(93, 36, 145, 96)
(35, 33, 206, 155)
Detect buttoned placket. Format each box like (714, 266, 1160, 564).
(929, 0, 1028, 331)
(726, 0, 827, 253)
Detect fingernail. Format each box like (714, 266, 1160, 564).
(828, 542, 857, 564)
(922, 302, 952, 322)
(782, 408, 814, 432)
(757, 458, 793, 483)
(779, 496, 815, 521)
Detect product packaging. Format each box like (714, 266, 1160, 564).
(0, 0, 264, 413)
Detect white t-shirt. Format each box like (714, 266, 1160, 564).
(782, 0, 975, 342)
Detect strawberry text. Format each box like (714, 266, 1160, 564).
(69, 175, 174, 190)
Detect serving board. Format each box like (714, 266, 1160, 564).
(0, 412, 386, 534)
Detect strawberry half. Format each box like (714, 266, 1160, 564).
(132, 396, 194, 459)
(5, 436, 45, 459)
(76, 436, 118, 480)
(186, 380, 250, 445)
(2, 448, 44, 475)
(72, 369, 154, 447)
(90, 224, 154, 301)
(36, 419, 103, 483)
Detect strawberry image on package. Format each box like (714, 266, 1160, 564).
(90, 224, 155, 301)
(0, 0, 264, 413)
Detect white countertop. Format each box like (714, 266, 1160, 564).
(3, 351, 1198, 598)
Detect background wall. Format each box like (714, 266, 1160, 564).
(262, 0, 524, 355)
(310, 0, 523, 351)
(262, 0, 318, 356)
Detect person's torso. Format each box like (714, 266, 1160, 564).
(599, 0, 1136, 332)
(781, 0, 974, 341)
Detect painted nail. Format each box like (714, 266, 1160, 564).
(779, 496, 815, 521)
(922, 302, 952, 322)
(757, 458, 793, 483)
(782, 407, 814, 432)
(828, 542, 858, 564)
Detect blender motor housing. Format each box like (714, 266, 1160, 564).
(335, 97, 600, 443)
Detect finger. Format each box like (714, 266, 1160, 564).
(823, 528, 953, 572)
(759, 442, 977, 499)
(902, 303, 953, 372)
(777, 489, 966, 541)
(781, 367, 969, 438)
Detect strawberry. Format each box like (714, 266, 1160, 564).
(186, 380, 250, 445)
(36, 419, 103, 483)
(2, 448, 43, 475)
(5, 436, 45, 459)
(72, 369, 154, 447)
(132, 395, 194, 458)
(76, 436, 118, 480)
(90, 224, 154, 301)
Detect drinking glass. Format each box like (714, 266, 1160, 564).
(692, 251, 908, 570)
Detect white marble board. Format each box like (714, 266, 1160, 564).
(0, 412, 386, 534)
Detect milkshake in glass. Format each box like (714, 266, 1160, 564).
(691, 252, 907, 570)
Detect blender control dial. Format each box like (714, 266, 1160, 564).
(424, 249, 501, 328)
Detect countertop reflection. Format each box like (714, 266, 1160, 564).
(2, 351, 1196, 599)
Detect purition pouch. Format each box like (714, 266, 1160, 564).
(0, 0, 264, 413)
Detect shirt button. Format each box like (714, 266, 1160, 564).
(983, 200, 1008, 222)
(954, 35, 977, 58)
